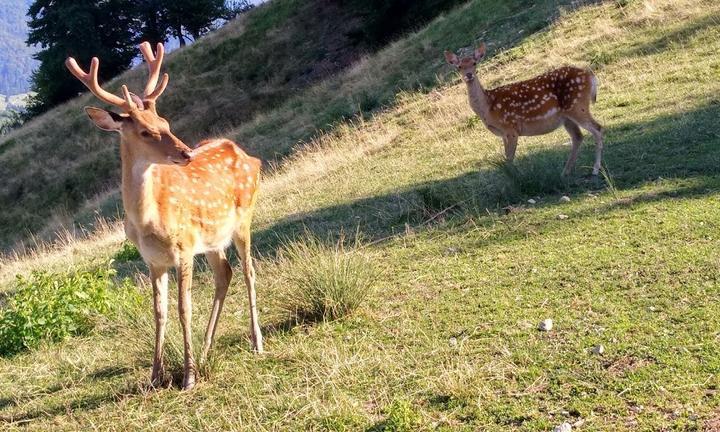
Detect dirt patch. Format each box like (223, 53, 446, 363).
(605, 355, 655, 376)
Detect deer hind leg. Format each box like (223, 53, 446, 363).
(566, 111, 604, 176)
(233, 226, 264, 353)
(503, 132, 519, 162)
(562, 119, 584, 176)
(587, 117, 604, 176)
(149, 264, 169, 387)
(177, 257, 197, 390)
(200, 250, 232, 364)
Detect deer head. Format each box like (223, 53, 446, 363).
(444, 43, 486, 83)
(66, 42, 193, 166)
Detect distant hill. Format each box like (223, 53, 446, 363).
(0, 0, 36, 95)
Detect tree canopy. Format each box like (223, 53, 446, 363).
(25, 0, 251, 116)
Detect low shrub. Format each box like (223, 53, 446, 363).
(0, 262, 140, 356)
(114, 241, 141, 262)
(370, 399, 422, 432)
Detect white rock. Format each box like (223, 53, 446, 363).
(538, 319, 553, 332)
(591, 344, 605, 355)
(527, 198, 537, 204)
(448, 337, 458, 347)
(553, 422, 572, 432)
(559, 195, 571, 202)
(557, 214, 569, 220)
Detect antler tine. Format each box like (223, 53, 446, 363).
(65, 57, 135, 111)
(140, 42, 168, 101)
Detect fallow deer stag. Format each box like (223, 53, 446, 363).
(66, 42, 263, 390)
(445, 43, 604, 176)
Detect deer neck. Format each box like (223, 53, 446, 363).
(119, 140, 159, 228)
(466, 78, 490, 119)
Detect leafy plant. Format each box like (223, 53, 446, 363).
(370, 399, 422, 432)
(277, 234, 377, 322)
(0, 262, 140, 356)
(114, 241, 141, 262)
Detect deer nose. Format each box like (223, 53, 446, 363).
(465, 73, 473, 80)
(181, 150, 193, 161)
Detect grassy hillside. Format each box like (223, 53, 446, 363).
(0, 0, 572, 249)
(2, 0, 720, 430)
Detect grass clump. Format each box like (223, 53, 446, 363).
(0, 261, 139, 356)
(277, 234, 376, 322)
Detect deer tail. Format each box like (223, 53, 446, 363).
(589, 70, 598, 104)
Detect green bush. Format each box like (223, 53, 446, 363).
(371, 399, 422, 432)
(0, 262, 140, 356)
(277, 234, 376, 322)
(114, 241, 142, 262)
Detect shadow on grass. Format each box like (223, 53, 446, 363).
(0, 392, 123, 425)
(612, 11, 720, 60)
(251, 101, 720, 256)
(0, 384, 63, 411)
(0, 365, 140, 425)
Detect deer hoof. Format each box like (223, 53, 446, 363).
(182, 375, 196, 391)
(150, 367, 168, 389)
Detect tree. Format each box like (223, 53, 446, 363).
(135, 0, 166, 46)
(135, 0, 237, 47)
(25, 0, 138, 116)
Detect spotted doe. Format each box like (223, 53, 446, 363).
(66, 42, 263, 390)
(445, 43, 604, 176)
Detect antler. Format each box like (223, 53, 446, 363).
(65, 57, 137, 111)
(139, 42, 169, 105)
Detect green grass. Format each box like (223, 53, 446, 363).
(2, 0, 720, 430)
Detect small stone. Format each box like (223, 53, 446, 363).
(527, 198, 537, 204)
(449, 337, 458, 347)
(553, 422, 572, 432)
(538, 319, 553, 332)
(557, 214, 569, 220)
(591, 344, 605, 355)
(559, 195, 571, 202)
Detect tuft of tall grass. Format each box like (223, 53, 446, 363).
(276, 234, 377, 323)
(488, 153, 570, 200)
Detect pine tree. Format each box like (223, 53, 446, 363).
(25, 0, 138, 116)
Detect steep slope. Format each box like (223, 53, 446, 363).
(0, 0, 570, 248)
(2, 0, 720, 430)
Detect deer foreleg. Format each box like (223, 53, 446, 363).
(177, 257, 196, 390)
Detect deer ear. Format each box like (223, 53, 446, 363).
(128, 92, 145, 110)
(444, 50, 459, 66)
(84, 107, 126, 132)
(474, 43, 486, 61)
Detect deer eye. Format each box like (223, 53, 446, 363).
(140, 130, 152, 138)
(473, 62, 477, 65)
